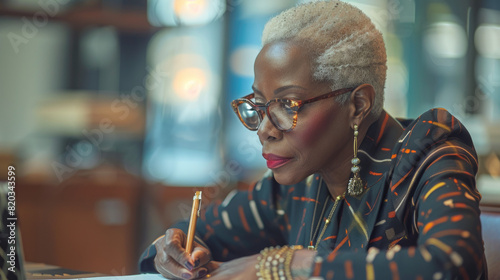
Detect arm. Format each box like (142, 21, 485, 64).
(139, 173, 288, 273)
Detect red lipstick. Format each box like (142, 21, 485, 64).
(262, 153, 293, 169)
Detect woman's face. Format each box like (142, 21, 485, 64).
(253, 40, 353, 185)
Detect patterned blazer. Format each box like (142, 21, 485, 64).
(140, 108, 486, 279)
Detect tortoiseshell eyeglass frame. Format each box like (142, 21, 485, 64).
(231, 87, 355, 132)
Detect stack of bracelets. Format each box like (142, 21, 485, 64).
(255, 245, 304, 280)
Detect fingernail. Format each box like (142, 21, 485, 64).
(198, 269, 207, 278)
(185, 261, 193, 271)
(194, 259, 200, 267)
(182, 273, 192, 279)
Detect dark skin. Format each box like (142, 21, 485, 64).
(154, 39, 378, 279)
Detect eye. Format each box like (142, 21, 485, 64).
(252, 92, 266, 103)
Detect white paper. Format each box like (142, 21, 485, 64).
(64, 274, 169, 280)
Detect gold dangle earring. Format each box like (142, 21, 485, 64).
(348, 124, 364, 196)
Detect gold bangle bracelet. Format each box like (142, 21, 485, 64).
(255, 245, 304, 280)
(285, 245, 303, 279)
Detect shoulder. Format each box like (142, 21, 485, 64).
(393, 108, 476, 165)
(401, 108, 473, 141)
(386, 108, 479, 221)
(388, 108, 478, 195)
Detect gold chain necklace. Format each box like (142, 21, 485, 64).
(313, 192, 345, 250)
(307, 178, 346, 250)
(308, 180, 329, 249)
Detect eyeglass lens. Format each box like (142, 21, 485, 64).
(237, 102, 260, 130)
(237, 101, 295, 131)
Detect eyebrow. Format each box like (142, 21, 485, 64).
(251, 85, 307, 96)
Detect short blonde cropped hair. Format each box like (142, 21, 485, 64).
(262, 0, 387, 117)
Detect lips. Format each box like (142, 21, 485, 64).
(262, 153, 293, 169)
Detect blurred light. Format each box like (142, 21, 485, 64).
(424, 22, 468, 58)
(174, 0, 207, 17)
(230, 46, 261, 77)
(148, 0, 225, 26)
(172, 67, 207, 101)
(475, 24, 500, 59)
(149, 52, 212, 105)
(143, 17, 224, 186)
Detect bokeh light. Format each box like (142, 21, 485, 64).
(172, 67, 207, 101)
(149, 0, 225, 26)
(475, 24, 500, 59)
(424, 22, 468, 59)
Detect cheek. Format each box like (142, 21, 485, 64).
(296, 111, 333, 146)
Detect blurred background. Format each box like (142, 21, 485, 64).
(0, 0, 499, 275)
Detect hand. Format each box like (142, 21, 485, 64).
(202, 254, 258, 280)
(154, 228, 212, 279)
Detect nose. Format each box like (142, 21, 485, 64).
(257, 115, 282, 144)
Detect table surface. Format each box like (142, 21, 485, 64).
(25, 262, 106, 279)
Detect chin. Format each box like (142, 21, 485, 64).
(272, 170, 307, 186)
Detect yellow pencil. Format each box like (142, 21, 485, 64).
(185, 191, 202, 254)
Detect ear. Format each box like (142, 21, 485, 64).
(348, 84, 375, 128)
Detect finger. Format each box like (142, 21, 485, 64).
(168, 256, 196, 279)
(154, 251, 176, 279)
(190, 243, 211, 268)
(155, 253, 195, 279)
(190, 266, 209, 279)
(164, 229, 195, 270)
(155, 232, 195, 279)
(154, 259, 175, 279)
(153, 239, 169, 270)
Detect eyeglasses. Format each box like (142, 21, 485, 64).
(231, 87, 354, 132)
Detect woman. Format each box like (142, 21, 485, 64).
(140, 1, 486, 279)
